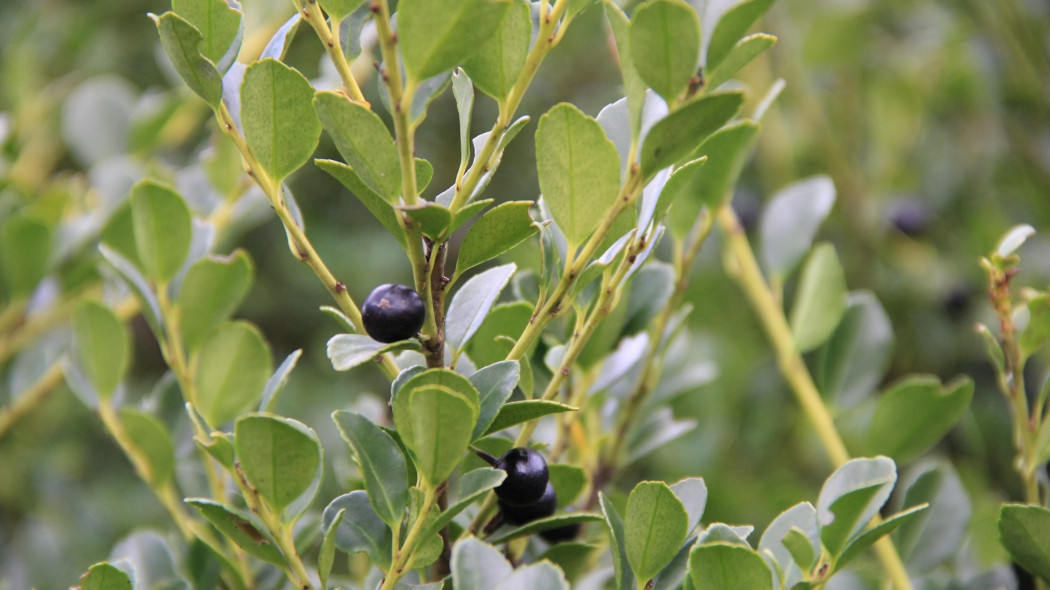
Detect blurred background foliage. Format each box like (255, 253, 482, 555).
(1, 0, 1048, 587)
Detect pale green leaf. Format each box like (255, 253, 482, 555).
(625, 481, 689, 582)
(630, 0, 701, 103)
(398, 0, 510, 82)
(788, 243, 848, 353)
(73, 300, 129, 401)
(241, 59, 321, 183)
(314, 91, 401, 200)
(130, 179, 192, 282)
(235, 414, 323, 515)
(195, 321, 272, 426)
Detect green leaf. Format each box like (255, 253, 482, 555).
(494, 561, 571, 590)
(654, 157, 706, 224)
(625, 481, 689, 582)
(397, 0, 511, 82)
(261, 13, 301, 61)
(420, 467, 506, 541)
(130, 180, 192, 283)
(235, 414, 323, 515)
(319, 508, 344, 590)
(640, 91, 744, 178)
(259, 349, 302, 413)
(154, 12, 223, 107)
(535, 103, 621, 248)
(326, 334, 421, 371)
(604, 1, 647, 138)
(395, 367, 481, 408)
(817, 456, 896, 557)
(315, 159, 407, 246)
(320, 0, 367, 21)
(177, 250, 253, 353)
(393, 385, 478, 485)
(241, 59, 321, 184)
(682, 119, 759, 213)
(834, 504, 928, 574)
(1000, 504, 1050, 583)
(758, 503, 819, 588)
(688, 543, 774, 590)
(630, 0, 701, 104)
(670, 477, 708, 534)
(461, 0, 531, 100)
(400, 203, 453, 240)
(186, 499, 285, 565)
(600, 492, 636, 590)
(549, 463, 588, 508)
(467, 302, 533, 367)
(816, 291, 894, 409)
(759, 175, 836, 280)
(314, 91, 401, 200)
(99, 245, 163, 339)
(77, 562, 133, 590)
(406, 487, 444, 569)
(1021, 294, 1050, 359)
(788, 243, 848, 353)
(704, 33, 776, 91)
(0, 214, 50, 297)
(705, 0, 775, 72)
(323, 491, 392, 568)
(470, 360, 521, 439)
(892, 459, 970, 573)
(119, 408, 175, 488)
(72, 301, 129, 401)
(865, 375, 974, 464)
(487, 512, 604, 545)
(484, 400, 576, 436)
(452, 537, 513, 590)
(332, 411, 408, 527)
(452, 68, 475, 171)
(456, 201, 537, 279)
(195, 321, 272, 426)
(196, 431, 236, 471)
(446, 263, 517, 353)
(171, 0, 242, 72)
(451, 198, 496, 234)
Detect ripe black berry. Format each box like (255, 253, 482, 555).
(493, 447, 549, 506)
(361, 284, 425, 343)
(499, 481, 557, 526)
(539, 521, 581, 544)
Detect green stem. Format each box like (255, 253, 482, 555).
(717, 206, 913, 590)
(381, 483, 438, 590)
(234, 463, 314, 589)
(295, 0, 367, 103)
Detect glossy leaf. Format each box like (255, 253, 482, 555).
(536, 104, 621, 248)
(119, 408, 175, 488)
(315, 91, 401, 200)
(72, 300, 129, 401)
(1000, 504, 1050, 583)
(195, 321, 272, 426)
(688, 543, 774, 590)
(816, 291, 894, 409)
(483, 400, 576, 436)
(187, 499, 285, 565)
(817, 456, 896, 557)
(788, 243, 848, 353)
(393, 385, 478, 485)
(446, 263, 516, 353)
(461, 0, 531, 100)
(625, 481, 689, 583)
(177, 250, 253, 353)
(154, 12, 223, 107)
(78, 562, 133, 590)
(332, 411, 408, 527)
(315, 159, 406, 246)
(323, 491, 392, 568)
(398, 0, 510, 82)
(456, 201, 537, 279)
(705, 0, 775, 72)
(171, 0, 242, 73)
(759, 175, 836, 279)
(130, 180, 192, 282)
(0, 215, 50, 297)
(704, 33, 776, 91)
(865, 375, 974, 464)
(630, 0, 701, 104)
(241, 59, 321, 184)
(470, 360, 521, 439)
(235, 414, 322, 515)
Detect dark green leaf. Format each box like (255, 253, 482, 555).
(462, 0, 531, 100)
(130, 179, 192, 283)
(119, 408, 175, 488)
(177, 249, 253, 353)
(470, 360, 521, 439)
(154, 12, 223, 106)
(680, 119, 759, 217)
(865, 376, 974, 464)
(816, 291, 894, 408)
(0, 214, 50, 297)
(625, 481, 689, 582)
(195, 321, 272, 426)
(398, 0, 511, 82)
(332, 411, 408, 527)
(314, 91, 400, 200)
(72, 301, 129, 401)
(323, 491, 392, 568)
(834, 504, 928, 574)
(788, 243, 848, 353)
(77, 562, 133, 590)
(187, 499, 285, 565)
(705, 0, 774, 72)
(487, 512, 604, 545)
(235, 414, 322, 515)
(400, 203, 453, 240)
(483, 400, 576, 436)
(316, 159, 407, 246)
(393, 385, 478, 485)
(688, 543, 774, 590)
(630, 0, 701, 104)
(396, 368, 481, 407)
(241, 59, 321, 184)
(456, 201, 537, 279)
(1000, 504, 1050, 583)
(640, 91, 744, 178)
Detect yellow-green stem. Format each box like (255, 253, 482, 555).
(295, 0, 367, 103)
(381, 484, 438, 590)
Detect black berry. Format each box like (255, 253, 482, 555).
(361, 284, 425, 343)
(888, 200, 933, 237)
(493, 447, 549, 506)
(499, 481, 557, 526)
(539, 521, 581, 544)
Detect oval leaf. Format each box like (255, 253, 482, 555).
(483, 400, 576, 437)
(177, 249, 253, 353)
(1000, 504, 1050, 584)
(457, 201, 537, 279)
(154, 12, 223, 107)
(314, 92, 401, 200)
(461, 0, 531, 100)
(625, 481, 689, 583)
(759, 175, 836, 279)
(78, 562, 133, 590)
(630, 0, 701, 104)
(688, 543, 774, 590)
(332, 411, 409, 527)
(187, 498, 285, 565)
(130, 180, 192, 283)
(119, 408, 175, 488)
(446, 263, 516, 353)
(816, 291, 894, 409)
(73, 300, 129, 401)
(398, 0, 510, 82)
(195, 320, 272, 426)
(235, 414, 322, 515)
(393, 385, 478, 485)
(865, 375, 974, 464)
(816, 456, 896, 557)
(640, 91, 744, 179)
(322, 491, 392, 568)
(788, 243, 848, 353)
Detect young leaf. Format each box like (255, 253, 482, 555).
(72, 301, 129, 402)
(154, 12, 223, 107)
(816, 456, 897, 557)
(758, 502, 819, 588)
(704, 33, 776, 91)
(323, 491, 393, 568)
(315, 159, 407, 246)
(445, 263, 516, 353)
(332, 411, 408, 527)
(640, 91, 744, 178)
(235, 414, 322, 515)
(1000, 504, 1050, 583)
(625, 481, 689, 583)
(326, 334, 421, 371)
(130, 180, 192, 283)
(186, 499, 285, 565)
(171, 0, 242, 73)
(470, 360, 521, 439)
(195, 321, 272, 426)
(241, 59, 322, 184)
(314, 92, 401, 200)
(397, 0, 510, 82)
(816, 291, 894, 409)
(119, 408, 175, 488)
(177, 250, 253, 353)
(759, 175, 836, 280)
(0, 215, 50, 297)
(461, 0, 531, 100)
(393, 385, 478, 485)
(483, 400, 576, 437)
(865, 375, 974, 464)
(456, 201, 537, 279)
(600, 493, 636, 590)
(535, 104, 621, 248)
(995, 223, 1035, 258)
(452, 537, 513, 590)
(630, 0, 701, 104)
(78, 562, 133, 590)
(688, 543, 774, 590)
(704, 0, 775, 72)
(788, 243, 848, 353)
